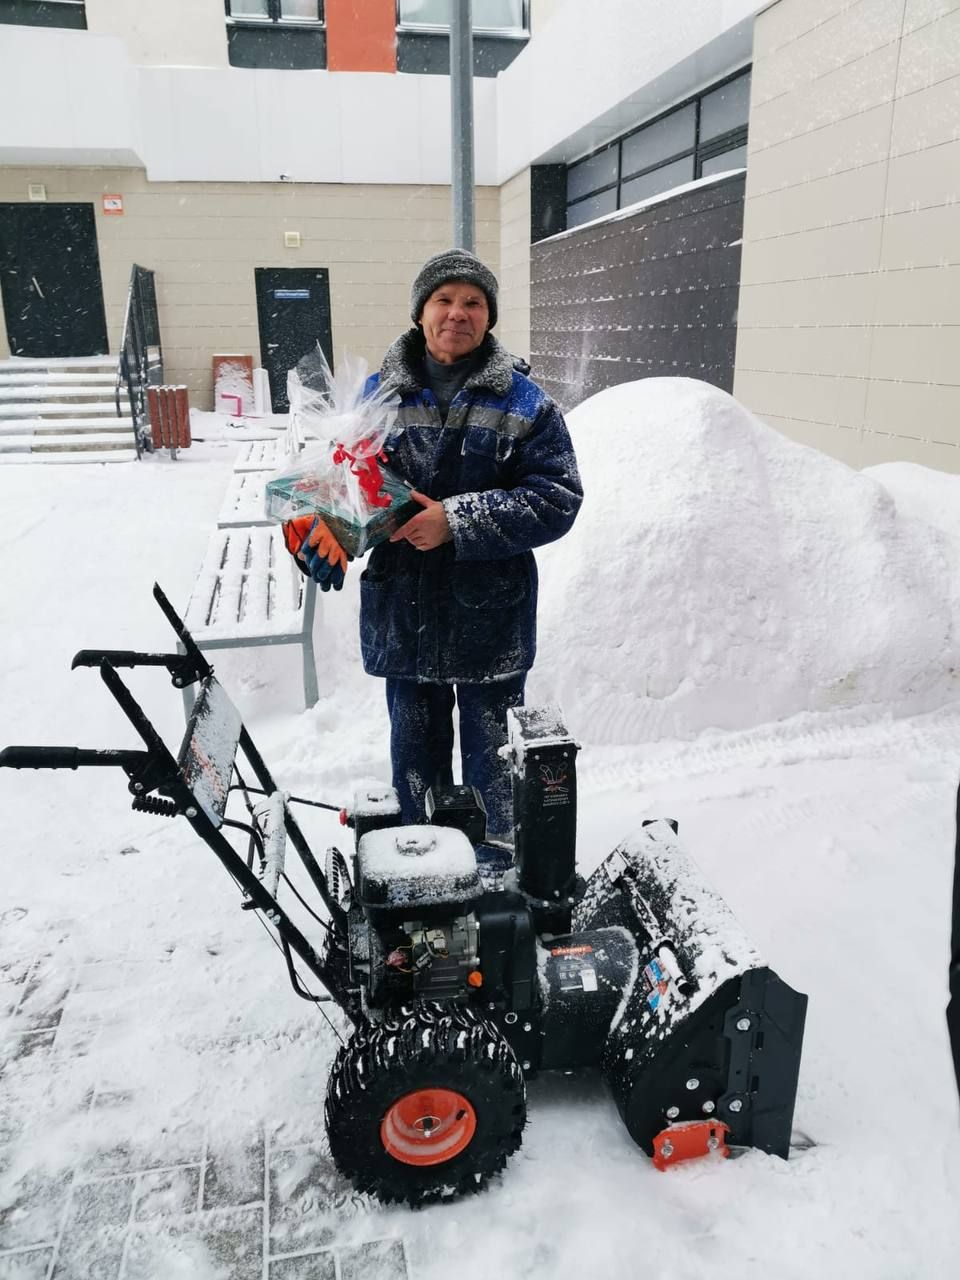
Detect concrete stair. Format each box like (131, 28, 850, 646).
(0, 355, 137, 463)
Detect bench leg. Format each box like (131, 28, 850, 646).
(301, 578, 319, 709)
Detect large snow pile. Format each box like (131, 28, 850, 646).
(532, 378, 960, 742)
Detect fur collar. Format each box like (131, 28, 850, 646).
(379, 327, 522, 398)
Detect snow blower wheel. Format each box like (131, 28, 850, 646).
(0, 585, 809, 1206)
(325, 1005, 526, 1204)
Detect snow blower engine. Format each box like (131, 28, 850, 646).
(0, 586, 807, 1205)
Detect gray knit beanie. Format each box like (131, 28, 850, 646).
(410, 249, 498, 329)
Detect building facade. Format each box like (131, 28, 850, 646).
(1, 0, 957, 470)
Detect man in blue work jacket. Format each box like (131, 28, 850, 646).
(286, 249, 583, 839)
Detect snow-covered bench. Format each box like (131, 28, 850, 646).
(233, 415, 303, 473)
(180, 525, 318, 717)
(216, 469, 272, 528)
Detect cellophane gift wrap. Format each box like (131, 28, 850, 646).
(265, 347, 419, 557)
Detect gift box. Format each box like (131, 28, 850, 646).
(264, 346, 416, 557)
(265, 461, 419, 558)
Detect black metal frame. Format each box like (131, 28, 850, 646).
(114, 264, 163, 460)
(0, 585, 359, 1022)
(566, 66, 751, 223)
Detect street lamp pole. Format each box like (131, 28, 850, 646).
(450, 0, 475, 251)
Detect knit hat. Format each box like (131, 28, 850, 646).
(410, 249, 498, 329)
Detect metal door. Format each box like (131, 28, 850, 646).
(0, 203, 109, 358)
(255, 268, 333, 413)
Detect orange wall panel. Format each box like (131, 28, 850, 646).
(327, 0, 397, 73)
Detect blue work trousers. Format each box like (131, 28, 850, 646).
(384, 676, 526, 839)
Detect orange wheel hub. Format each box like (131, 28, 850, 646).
(380, 1088, 477, 1167)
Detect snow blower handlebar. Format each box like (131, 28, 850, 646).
(0, 587, 359, 1023)
(0, 746, 149, 771)
(69, 584, 214, 691)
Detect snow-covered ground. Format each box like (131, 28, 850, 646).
(1, 381, 958, 1279)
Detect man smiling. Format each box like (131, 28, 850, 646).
(287, 248, 583, 838)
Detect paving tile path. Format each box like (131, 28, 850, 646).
(0, 955, 410, 1280)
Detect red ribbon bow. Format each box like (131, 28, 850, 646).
(332, 437, 391, 509)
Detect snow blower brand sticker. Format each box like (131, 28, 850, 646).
(551, 945, 597, 993)
(538, 762, 570, 807)
(642, 958, 671, 1010)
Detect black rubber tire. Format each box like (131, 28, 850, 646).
(325, 1003, 526, 1204)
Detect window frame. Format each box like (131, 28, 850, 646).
(395, 0, 529, 38)
(224, 0, 324, 28)
(565, 66, 751, 226)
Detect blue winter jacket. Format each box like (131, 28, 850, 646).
(360, 328, 583, 683)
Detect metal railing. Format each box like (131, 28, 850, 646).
(114, 265, 164, 459)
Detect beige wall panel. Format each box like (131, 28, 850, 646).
(755, 412, 866, 466)
(736, 323, 874, 377)
(872, 264, 960, 323)
(752, 0, 903, 104)
(733, 367, 869, 427)
(751, 0, 855, 59)
(734, 0, 959, 470)
(867, 324, 960, 384)
(889, 75, 960, 157)
(329, 285, 412, 310)
(895, 5, 960, 92)
(500, 221, 532, 254)
(902, 0, 960, 36)
(906, 0, 957, 29)
(749, 42, 899, 150)
(0, 166, 501, 405)
(864, 378, 960, 445)
(856, 427, 960, 467)
(739, 217, 885, 284)
(738, 275, 881, 328)
(881, 138, 960, 211)
(879, 203, 960, 268)
(747, 101, 895, 194)
(325, 260, 451, 288)
(159, 281, 260, 308)
(742, 160, 888, 240)
(498, 168, 531, 359)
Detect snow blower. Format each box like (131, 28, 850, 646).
(0, 585, 807, 1204)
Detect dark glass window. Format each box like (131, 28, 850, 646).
(565, 68, 751, 228)
(566, 188, 618, 232)
(0, 0, 86, 29)
(225, 0, 325, 68)
(567, 148, 619, 204)
(621, 104, 696, 180)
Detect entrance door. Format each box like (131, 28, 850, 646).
(0, 203, 109, 358)
(255, 268, 333, 413)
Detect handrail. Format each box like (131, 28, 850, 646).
(114, 264, 164, 460)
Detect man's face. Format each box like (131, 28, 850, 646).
(420, 281, 489, 364)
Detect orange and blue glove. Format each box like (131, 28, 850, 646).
(282, 515, 350, 592)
